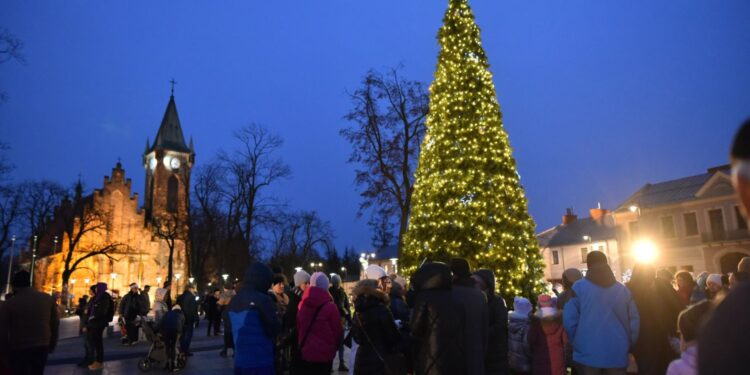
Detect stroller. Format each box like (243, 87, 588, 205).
(136, 317, 187, 372)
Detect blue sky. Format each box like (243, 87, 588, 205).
(1, 1, 748, 252)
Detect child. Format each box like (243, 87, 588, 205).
(666, 301, 711, 375)
(509, 296, 533, 374)
(528, 295, 567, 375)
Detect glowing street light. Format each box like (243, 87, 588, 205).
(156, 276, 162, 285)
(294, 267, 302, 273)
(633, 239, 658, 264)
(629, 205, 639, 213)
(222, 274, 229, 282)
(188, 277, 195, 284)
(84, 278, 90, 285)
(582, 235, 591, 242)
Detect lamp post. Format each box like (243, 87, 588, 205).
(110, 272, 117, 291)
(222, 274, 229, 286)
(188, 277, 194, 285)
(340, 266, 347, 280)
(30, 235, 38, 286)
(4, 235, 16, 295)
(175, 273, 182, 294)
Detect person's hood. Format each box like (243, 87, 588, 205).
(585, 263, 617, 287)
(301, 283, 333, 308)
(509, 315, 529, 332)
(474, 269, 496, 296)
(244, 262, 273, 293)
(412, 262, 452, 291)
(354, 279, 389, 311)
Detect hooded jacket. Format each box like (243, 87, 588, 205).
(352, 280, 401, 374)
(451, 276, 488, 375)
(563, 263, 640, 368)
(388, 282, 410, 324)
(228, 262, 281, 370)
(410, 262, 467, 375)
(296, 284, 342, 363)
(0, 287, 60, 352)
(474, 269, 509, 375)
(528, 311, 568, 375)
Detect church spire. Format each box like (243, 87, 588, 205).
(148, 93, 191, 153)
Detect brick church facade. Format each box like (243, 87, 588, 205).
(35, 94, 194, 300)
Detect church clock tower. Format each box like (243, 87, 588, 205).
(143, 93, 195, 224)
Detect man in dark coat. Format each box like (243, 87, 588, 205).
(410, 262, 467, 375)
(329, 273, 351, 371)
(0, 270, 60, 375)
(449, 258, 488, 375)
(284, 270, 310, 371)
(119, 283, 142, 345)
(473, 269, 509, 374)
(176, 284, 199, 356)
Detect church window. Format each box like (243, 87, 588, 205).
(167, 175, 179, 213)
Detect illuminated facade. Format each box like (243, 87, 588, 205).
(34, 94, 194, 299)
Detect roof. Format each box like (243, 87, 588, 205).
(537, 217, 617, 248)
(149, 95, 191, 153)
(615, 166, 730, 211)
(375, 245, 398, 259)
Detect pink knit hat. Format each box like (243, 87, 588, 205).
(536, 294, 559, 318)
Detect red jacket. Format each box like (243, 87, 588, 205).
(296, 286, 342, 363)
(528, 315, 568, 375)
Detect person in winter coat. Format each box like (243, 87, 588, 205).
(76, 294, 89, 335)
(286, 270, 310, 373)
(227, 262, 281, 375)
(388, 279, 410, 325)
(204, 289, 220, 336)
(509, 297, 532, 374)
(627, 264, 681, 375)
(160, 305, 185, 370)
(352, 279, 402, 375)
(176, 285, 200, 356)
(409, 262, 467, 375)
(666, 301, 710, 375)
(296, 272, 342, 374)
(119, 283, 144, 345)
(85, 282, 114, 371)
(151, 288, 169, 327)
(272, 274, 290, 374)
(563, 251, 639, 374)
(449, 258, 488, 375)
(556, 268, 583, 310)
(218, 283, 237, 357)
(528, 295, 567, 375)
(674, 271, 695, 307)
(472, 269, 509, 375)
(329, 273, 351, 371)
(0, 270, 60, 375)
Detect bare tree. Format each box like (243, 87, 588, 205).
(0, 28, 26, 104)
(219, 124, 290, 257)
(59, 197, 123, 306)
(152, 213, 183, 287)
(0, 184, 23, 258)
(190, 162, 227, 286)
(269, 210, 334, 276)
(341, 66, 428, 257)
(21, 180, 67, 238)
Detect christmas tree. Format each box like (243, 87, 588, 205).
(402, 0, 546, 298)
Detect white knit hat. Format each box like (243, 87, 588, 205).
(707, 273, 723, 286)
(365, 265, 387, 280)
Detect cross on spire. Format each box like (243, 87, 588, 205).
(170, 78, 177, 96)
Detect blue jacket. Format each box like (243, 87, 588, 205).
(563, 264, 640, 368)
(228, 262, 281, 370)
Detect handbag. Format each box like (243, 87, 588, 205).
(355, 314, 406, 375)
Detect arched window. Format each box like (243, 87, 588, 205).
(167, 175, 179, 213)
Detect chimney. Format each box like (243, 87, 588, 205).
(562, 208, 577, 225)
(589, 202, 608, 222)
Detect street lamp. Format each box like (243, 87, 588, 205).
(294, 267, 302, 273)
(110, 272, 117, 290)
(188, 277, 195, 285)
(633, 239, 658, 264)
(30, 235, 38, 286)
(84, 278, 90, 286)
(582, 235, 592, 243)
(222, 274, 229, 283)
(4, 235, 16, 295)
(175, 273, 182, 281)
(156, 276, 162, 286)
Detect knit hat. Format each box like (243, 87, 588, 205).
(293, 270, 311, 287)
(707, 273, 723, 286)
(365, 265, 387, 280)
(129, 282, 138, 289)
(331, 273, 342, 287)
(512, 296, 533, 316)
(537, 294, 558, 318)
(310, 272, 329, 290)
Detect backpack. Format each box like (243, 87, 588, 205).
(105, 296, 115, 323)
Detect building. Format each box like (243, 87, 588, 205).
(537, 207, 625, 282)
(35, 93, 195, 299)
(362, 245, 400, 276)
(612, 165, 749, 275)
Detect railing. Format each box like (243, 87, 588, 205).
(702, 229, 750, 243)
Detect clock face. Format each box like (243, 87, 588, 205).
(170, 157, 181, 170)
(149, 158, 157, 171)
(163, 156, 172, 169)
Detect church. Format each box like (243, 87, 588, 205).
(34, 93, 194, 300)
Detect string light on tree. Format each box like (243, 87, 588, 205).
(401, 0, 546, 299)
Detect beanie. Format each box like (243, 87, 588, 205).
(449, 258, 471, 279)
(536, 294, 559, 318)
(331, 273, 342, 287)
(310, 272, 329, 290)
(512, 297, 533, 316)
(707, 273, 723, 286)
(293, 270, 311, 287)
(365, 265, 387, 280)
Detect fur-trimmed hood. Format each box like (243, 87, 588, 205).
(353, 279, 389, 311)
